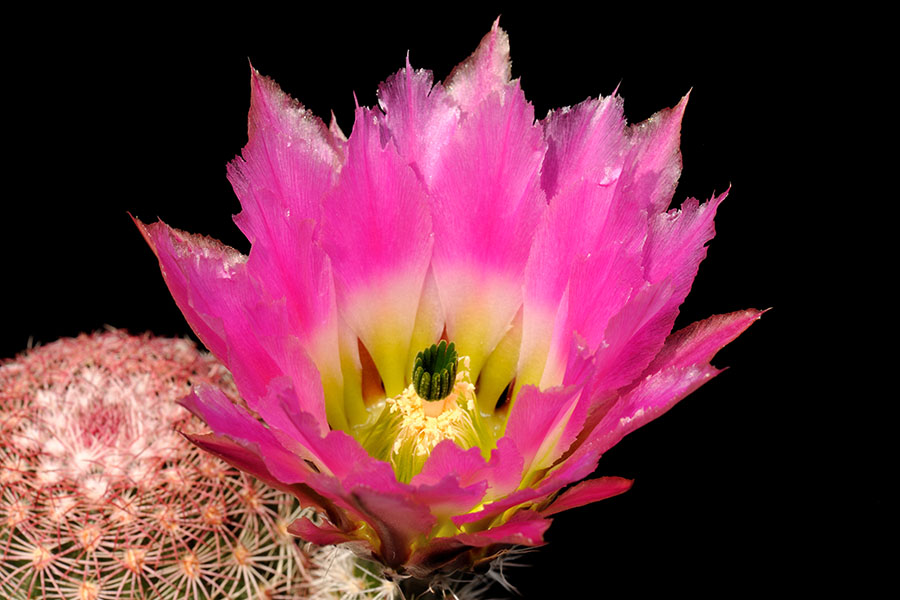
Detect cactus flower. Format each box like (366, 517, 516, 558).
(137, 20, 760, 578)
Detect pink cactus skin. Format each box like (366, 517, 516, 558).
(0, 331, 310, 599)
(137, 20, 761, 578)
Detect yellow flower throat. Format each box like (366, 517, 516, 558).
(356, 352, 494, 483)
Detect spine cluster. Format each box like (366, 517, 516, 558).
(0, 331, 310, 599)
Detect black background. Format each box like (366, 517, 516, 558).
(5, 6, 872, 598)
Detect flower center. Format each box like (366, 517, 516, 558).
(390, 379, 473, 451)
(355, 342, 495, 483)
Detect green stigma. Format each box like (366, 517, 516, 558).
(412, 341, 458, 401)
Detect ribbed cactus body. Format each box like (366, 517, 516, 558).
(1, 331, 310, 600)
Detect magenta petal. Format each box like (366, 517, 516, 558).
(411, 441, 486, 487)
(347, 485, 436, 568)
(182, 432, 294, 496)
(540, 95, 626, 200)
(540, 477, 632, 517)
(583, 192, 727, 392)
(184, 432, 345, 522)
(378, 57, 459, 184)
(644, 309, 764, 374)
(135, 218, 243, 370)
(504, 383, 590, 480)
(229, 68, 339, 233)
(237, 211, 344, 427)
(320, 107, 433, 396)
(483, 437, 526, 499)
(429, 83, 546, 378)
(240, 305, 331, 429)
(644, 193, 726, 295)
(625, 93, 689, 214)
(227, 74, 347, 420)
(412, 476, 488, 520)
(556, 247, 649, 389)
(141, 220, 298, 408)
(288, 517, 369, 547)
(520, 169, 649, 391)
(559, 309, 761, 484)
(256, 377, 396, 486)
(580, 278, 676, 392)
(454, 510, 551, 548)
(444, 18, 511, 113)
(179, 386, 311, 485)
(591, 363, 722, 458)
(412, 438, 522, 501)
(451, 486, 547, 528)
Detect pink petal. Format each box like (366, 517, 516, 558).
(411, 441, 485, 487)
(583, 192, 727, 393)
(140, 218, 342, 429)
(528, 97, 704, 395)
(540, 477, 632, 517)
(134, 217, 237, 364)
(377, 57, 460, 185)
(412, 437, 523, 501)
(454, 510, 550, 548)
(644, 193, 726, 297)
(412, 475, 488, 520)
(540, 95, 627, 200)
(557, 247, 650, 389)
(444, 18, 511, 113)
(138, 219, 282, 404)
(229, 68, 340, 234)
(179, 386, 312, 485)
(227, 74, 348, 418)
(429, 83, 546, 379)
(643, 309, 764, 374)
(288, 516, 371, 547)
(504, 383, 590, 481)
(182, 432, 298, 496)
(240, 301, 331, 429)
(451, 486, 548, 528)
(555, 309, 761, 484)
(235, 181, 347, 425)
(519, 175, 647, 393)
(346, 484, 436, 568)
(624, 92, 689, 214)
(184, 432, 347, 524)
(258, 377, 397, 486)
(320, 106, 433, 396)
(451, 445, 621, 529)
(578, 278, 676, 392)
(589, 363, 721, 458)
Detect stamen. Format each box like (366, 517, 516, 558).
(412, 341, 458, 401)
